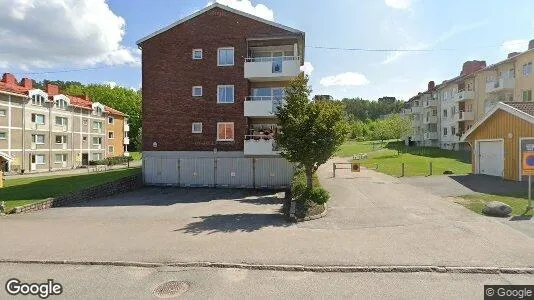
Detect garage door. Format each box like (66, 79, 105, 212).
(179, 158, 215, 187)
(478, 140, 504, 177)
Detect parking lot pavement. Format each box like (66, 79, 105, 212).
(1, 162, 533, 268)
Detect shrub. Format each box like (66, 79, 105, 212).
(88, 156, 133, 166)
(290, 170, 329, 204)
(303, 187, 330, 205)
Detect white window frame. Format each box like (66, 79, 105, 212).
(192, 49, 203, 60)
(192, 122, 203, 133)
(93, 121, 103, 131)
(55, 135, 67, 144)
(0, 109, 6, 117)
(54, 154, 67, 164)
(108, 131, 115, 139)
(55, 116, 68, 126)
(217, 85, 235, 103)
(32, 113, 45, 125)
(35, 154, 45, 165)
(108, 116, 114, 124)
(55, 99, 68, 110)
(523, 62, 532, 76)
(192, 86, 203, 97)
(217, 47, 235, 66)
(523, 90, 532, 102)
(0, 132, 6, 140)
(32, 134, 45, 144)
(217, 122, 235, 141)
(92, 153, 103, 161)
(108, 145, 114, 154)
(92, 137, 102, 146)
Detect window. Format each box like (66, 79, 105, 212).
(192, 122, 202, 133)
(217, 122, 234, 141)
(82, 119, 88, 126)
(523, 90, 532, 102)
(192, 49, 203, 60)
(32, 134, 45, 144)
(94, 107, 103, 116)
(83, 136, 87, 142)
(55, 116, 68, 127)
(217, 85, 235, 103)
(34, 154, 45, 165)
(523, 62, 532, 76)
(32, 114, 45, 125)
(0, 132, 6, 140)
(108, 145, 114, 154)
(443, 110, 448, 117)
(451, 127, 456, 135)
(108, 117, 114, 124)
(192, 86, 203, 97)
(217, 47, 234, 66)
(93, 121, 103, 132)
(93, 137, 102, 145)
(0, 109, 5, 117)
(443, 127, 448, 136)
(92, 153, 103, 161)
(55, 99, 68, 109)
(55, 135, 67, 144)
(108, 131, 115, 139)
(55, 154, 67, 163)
(432, 109, 437, 116)
(31, 94, 45, 106)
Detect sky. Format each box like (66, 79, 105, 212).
(1, 0, 534, 100)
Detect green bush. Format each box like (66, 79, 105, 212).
(88, 156, 133, 166)
(290, 170, 329, 204)
(302, 187, 330, 205)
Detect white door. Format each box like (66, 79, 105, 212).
(478, 140, 504, 177)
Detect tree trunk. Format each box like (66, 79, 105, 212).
(305, 166, 313, 190)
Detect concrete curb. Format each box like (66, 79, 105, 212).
(0, 259, 532, 274)
(297, 203, 327, 222)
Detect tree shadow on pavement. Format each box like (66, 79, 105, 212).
(234, 193, 284, 206)
(175, 213, 291, 235)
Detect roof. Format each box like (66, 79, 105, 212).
(136, 2, 304, 46)
(105, 106, 127, 117)
(0, 81, 29, 96)
(461, 102, 534, 141)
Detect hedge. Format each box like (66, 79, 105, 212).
(89, 156, 133, 166)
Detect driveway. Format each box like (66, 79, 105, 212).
(0, 160, 533, 268)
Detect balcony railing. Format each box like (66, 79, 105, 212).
(124, 124, 130, 132)
(244, 96, 285, 117)
(423, 100, 438, 107)
(244, 135, 279, 156)
(455, 111, 475, 121)
(485, 77, 515, 93)
(123, 137, 130, 145)
(455, 90, 474, 102)
(244, 56, 301, 81)
(423, 116, 438, 124)
(424, 132, 438, 140)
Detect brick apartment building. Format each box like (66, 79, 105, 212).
(137, 3, 304, 187)
(0, 73, 130, 173)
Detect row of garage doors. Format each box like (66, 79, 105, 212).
(143, 157, 295, 189)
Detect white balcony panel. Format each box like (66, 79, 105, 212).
(244, 138, 279, 156)
(424, 132, 438, 140)
(423, 100, 438, 107)
(486, 77, 515, 94)
(423, 116, 438, 124)
(124, 124, 130, 132)
(123, 137, 130, 145)
(456, 111, 474, 121)
(244, 57, 301, 82)
(410, 106, 423, 114)
(456, 90, 474, 102)
(244, 97, 285, 117)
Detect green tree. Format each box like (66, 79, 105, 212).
(276, 74, 349, 189)
(64, 84, 142, 151)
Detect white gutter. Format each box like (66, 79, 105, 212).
(0, 90, 29, 98)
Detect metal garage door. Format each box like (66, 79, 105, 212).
(215, 158, 254, 188)
(254, 158, 294, 188)
(478, 140, 504, 177)
(180, 158, 215, 187)
(143, 157, 179, 185)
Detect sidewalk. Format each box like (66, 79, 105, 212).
(5, 160, 141, 179)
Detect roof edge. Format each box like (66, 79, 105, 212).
(136, 2, 303, 46)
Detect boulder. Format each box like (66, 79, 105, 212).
(443, 170, 454, 175)
(482, 201, 512, 217)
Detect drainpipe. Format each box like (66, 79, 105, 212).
(21, 97, 25, 173)
(48, 101, 52, 171)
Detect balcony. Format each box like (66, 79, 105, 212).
(455, 90, 474, 102)
(410, 106, 423, 114)
(123, 137, 130, 145)
(244, 136, 279, 156)
(244, 56, 301, 82)
(423, 116, 438, 124)
(423, 100, 438, 108)
(402, 108, 412, 115)
(244, 96, 285, 117)
(455, 111, 474, 121)
(486, 77, 515, 94)
(411, 134, 423, 142)
(424, 132, 438, 140)
(124, 124, 130, 132)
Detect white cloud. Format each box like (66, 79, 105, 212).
(384, 0, 412, 10)
(103, 81, 118, 88)
(501, 39, 529, 53)
(320, 72, 370, 87)
(300, 62, 314, 75)
(207, 0, 274, 21)
(0, 0, 139, 70)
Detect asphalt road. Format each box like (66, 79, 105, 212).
(1, 263, 532, 299)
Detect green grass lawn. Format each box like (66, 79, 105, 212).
(130, 151, 142, 161)
(1, 168, 140, 212)
(337, 140, 472, 177)
(456, 193, 533, 217)
(336, 140, 394, 157)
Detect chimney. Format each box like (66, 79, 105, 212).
(1, 73, 17, 85)
(460, 60, 487, 76)
(45, 83, 59, 96)
(84, 94, 90, 101)
(427, 81, 435, 91)
(20, 78, 33, 89)
(508, 52, 521, 59)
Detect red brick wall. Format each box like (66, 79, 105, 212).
(140, 7, 293, 151)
